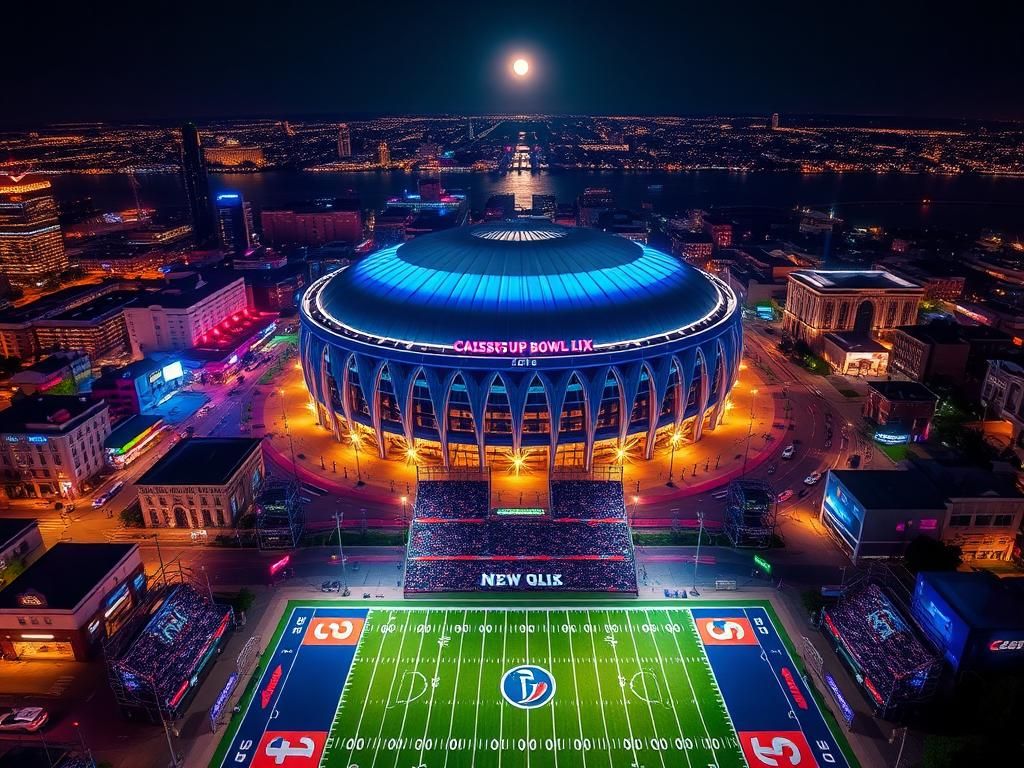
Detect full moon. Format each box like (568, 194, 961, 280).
(512, 58, 529, 77)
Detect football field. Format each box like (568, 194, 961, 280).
(216, 602, 855, 768)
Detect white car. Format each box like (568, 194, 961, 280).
(781, 444, 795, 459)
(803, 471, 822, 486)
(0, 706, 48, 732)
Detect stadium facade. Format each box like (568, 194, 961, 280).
(299, 221, 742, 469)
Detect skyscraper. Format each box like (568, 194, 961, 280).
(771, 112, 780, 130)
(378, 141, 391, 168)
(467, 119, 474, 140)
(180, 123, 215, 246)
(215, 192, 255, 253)
(532, 194, 556, 220)
(337, 124, 352, 158)
(0, 174, 69, 284)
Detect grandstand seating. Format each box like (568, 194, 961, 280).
(404, 479, 637, 594)
(110, 584, 232, 713)
(823, 581, 941, 713)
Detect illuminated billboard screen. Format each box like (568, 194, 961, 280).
(911, 575, 969, 669)
(162, 361, 184, 381)
(821, 474, 864, 553)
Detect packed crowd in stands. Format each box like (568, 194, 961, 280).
(408, 519, 632, 558)
(405, 479, 636, 593)
(405, 558, 637, 593)
(823, 581, 940, 707)
(112, 584, 232, 710)
(550, 480, 627, 520)
(413, 480, 489, 520)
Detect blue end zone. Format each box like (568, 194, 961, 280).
(220, 607, 368, 768)
(692, 606, 850, 768)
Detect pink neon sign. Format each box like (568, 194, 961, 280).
(453, 339, 595, 355)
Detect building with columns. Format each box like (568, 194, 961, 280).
(782, 270, 924, 355)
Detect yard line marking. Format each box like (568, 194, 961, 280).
(622, 611, 668, 768)
(524, 609, 531, 768)
(602, 610, 645, 768)
(389, 609, 432, 768)
(333, 609, 385, 768)
(441, 609, 469, 768)
(672, 610, 720, 766)
(367, 611, 413, 768)
(498, 610, 508, 768)
(584, 609, 617, 766)
(642, 609, 692, 768)
(563, 610, 588, 767)
(416, 609, 451, 767)
(544, 611, 563, 768)
(470, 609, 489, 768)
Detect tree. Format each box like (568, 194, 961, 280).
(119, 503, 144, 528)
(903, 535, 962, 573)
(235, 587, 256, 613)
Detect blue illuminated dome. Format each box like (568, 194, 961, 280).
(316, 221, 722, 347)
(300, 220, 743, 471)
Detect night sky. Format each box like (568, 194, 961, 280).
(5, 1, 1023, 123)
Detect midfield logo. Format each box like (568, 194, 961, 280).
(251, 731, 327, 767)
(301, 617, 364, 646)
(500, 665, 556, 709)
(697, 617, 758, 646)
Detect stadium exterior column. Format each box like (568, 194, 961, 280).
(706, 340, 729, 432)
(387, 361, 418, 451)
(461, 370, 491, 469)
(352, 354, 386, 458)
(328, 348, 354, 439)
(616, 362, 642, 446)
(692, 345, 713, 442)
(540, 369, 571, 471)
(644, 356, 673, 459)
(315, 342, 341, 440)
(582, 366, 610, 471)
(502, 371, 531, 457)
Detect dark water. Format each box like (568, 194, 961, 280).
(51, 170, 1024, 234)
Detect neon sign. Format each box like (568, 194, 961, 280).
(824, 672, 855, 725)
(874, 430, 909, 445)
(454, 339, 595, 356)
(989, 639, 1024, 652)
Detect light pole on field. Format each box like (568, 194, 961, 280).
(690, 508, 705, 596)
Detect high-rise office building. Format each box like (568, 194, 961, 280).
(577, 187, 614, 227)
(532, 194, 556, 220)
(467, 119, 474, 140)
(378, 141, 391, 167)
(215, 193, 255, 253)
(337, 124, 352, 158)
(180, 123, 215, 246)
(0, 175, 69, 284)
(418, 174, 442, 203)
(771, 112, 780, 130)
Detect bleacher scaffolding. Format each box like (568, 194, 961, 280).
(723, 479, 777, 548)
(254, 480, 304, 550)
(103, 563, 233, 724)
(550, 465, 624, 483)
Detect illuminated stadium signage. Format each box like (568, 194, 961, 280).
(874, 430, 910, 445)
(480, 573, 564, 588)
(495, 508, 545, 516)
(824, 672, 855, 726)
(989, 639, 1024, 652)
(454, 339, 595, 356)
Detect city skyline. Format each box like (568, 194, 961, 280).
(3, 2, 1023, 124)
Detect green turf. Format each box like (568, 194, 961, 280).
(322, 607, 746, 768)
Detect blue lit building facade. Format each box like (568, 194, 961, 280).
(299, 222, 742, 469)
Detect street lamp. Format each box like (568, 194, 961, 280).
(691, 508, 705, 596)
(400, 495, 408, 525)
(349, 431, 364, 486)
(742, 388, 759, 475)
(666, 429, 682, 487)
(631, 495, 640, 526)
(278, 388, 288, 429)
(334, 509, 347, 590)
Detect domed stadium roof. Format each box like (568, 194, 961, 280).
(313, 221, 727, 348)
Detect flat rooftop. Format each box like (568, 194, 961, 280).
(45, 290, 138, 323)
(0, 395, 104, 434)
(790, 269, 921, 292)
(823, 332, 888, 353)
(136, 437, 262, 486)
(0, 543, 136, 611)
(867, 380, 938, 402)
(0, 517, 38, 549)
(920, 571, 1024, 631)
(128, 274, 243, 310)
(829, 469, 947, 511)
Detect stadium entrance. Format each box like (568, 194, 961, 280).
(404, 467, 638, 595)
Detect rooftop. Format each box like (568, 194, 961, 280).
(0, 395, 105, 434)
(136, 437, 262, 486)
(913, 460, 1024, 499)
(790, 269, 922, 292)
(823, 332, 889, 353)
(127, 273, 243, 310)
(0, 543, 136, 611)
(0, 517, 38, 550)
(44, 290, 138, 323)
(918, 571, 1024, 632)
(897, 320, 966, 345)
(829, 469, 947, 511)
(96, 357, 163, 383)
(867, 380, 939, 402)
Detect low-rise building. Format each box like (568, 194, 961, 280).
(0, 518, 43, 576)
(8, 352, 91, 395)
(135, 438, 264, 529)
(90, 357, 187, 423)
(0, 395, 111, 499)
(864, 380, 938, 443)
(982, 359, 1024, 452)
(0, 542, 144, 661)
(821, 332, 889, 376)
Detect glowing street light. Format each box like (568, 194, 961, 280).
(400, 495, 408, 525)
(349, 430, 364, 486)
(667, 428, 683, 487)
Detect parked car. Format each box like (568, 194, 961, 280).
(781, 444, 795, 460)
(320, 580, 342, 593)
(847, 454, 861, 468)
(777, 489, 794, 503)
(803, 471, 822, 486)
(0, 706, 48, 732)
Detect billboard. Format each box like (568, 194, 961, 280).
(821, 474, 864, 553)
(911, 575, 970, 670)
(162, 360, 184, 381)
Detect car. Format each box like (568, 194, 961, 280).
(803, 471, 822, 486)
(847, 454, 861, 468)
(320, 580, 342, 593)
(777, 489, 794, 503)
(781, 444, 795, 459)
(0, 706, 48, 733)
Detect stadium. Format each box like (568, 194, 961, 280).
(299, 220, 742, 470)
